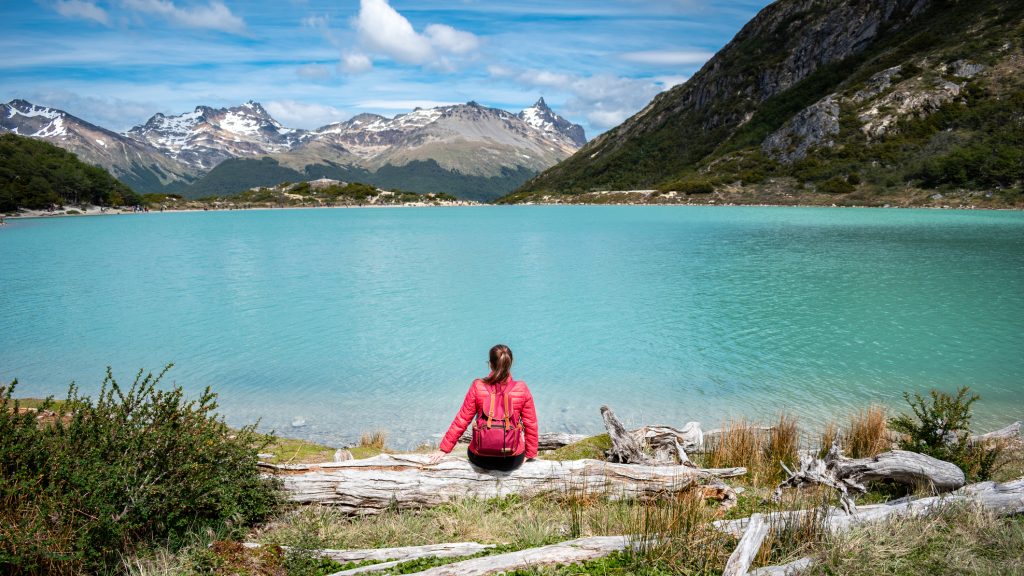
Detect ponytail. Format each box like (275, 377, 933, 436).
(483, 344, 513, 385)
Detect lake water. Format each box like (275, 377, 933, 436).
(2, 206, 1022, 448)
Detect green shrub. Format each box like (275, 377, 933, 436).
(817, 175, 856, 194)
(889, 387, 1000, 482)
(0, 367, 281, 575)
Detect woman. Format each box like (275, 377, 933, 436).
(428, 344, 538, 470)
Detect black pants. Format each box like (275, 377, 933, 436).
(468, 450, 525, 471)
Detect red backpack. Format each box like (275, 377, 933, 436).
(471, 380, 524, 457)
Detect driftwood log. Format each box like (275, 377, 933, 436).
(720, 477, 1024, 539)
(969, 421, 1022, 445)
(774, 444, 965, 512)
(601, 405, 700, 466)
(393, 536, 632, 576)
(722, 513, 769, 576)
(273, 454, 746, 514)
(718, 477, 1023, 575)
(242, 541, 495, 564)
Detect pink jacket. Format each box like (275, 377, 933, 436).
(439, 376, 539, 459)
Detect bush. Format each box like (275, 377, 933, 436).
(889, 387, 1000, 482)
(817, 175, 856, 194)
(0, 367, 281, 575)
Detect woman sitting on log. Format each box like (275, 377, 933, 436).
(429, 344, 539, 471)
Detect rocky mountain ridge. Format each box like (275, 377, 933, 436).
(1, 97, 586, 200)
(511, 0, 1024, 207)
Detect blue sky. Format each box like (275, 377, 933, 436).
(2, 0, 771, 136)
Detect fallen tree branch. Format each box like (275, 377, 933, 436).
(722, 513, 769, 576)
(395, 536, 632, 576)
(242, 541, 495, 564)
(969, 421, 1022, 445)
(774, 444, 965, 512)
(719, 477, 1024, 538)
(272, 454, 745, 514)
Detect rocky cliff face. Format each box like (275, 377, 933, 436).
(126, 101, 303, 171)
(513, 0, 1023, 201)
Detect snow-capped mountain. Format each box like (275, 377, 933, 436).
(1, 97, 585, 200)
(0, 99, 198, 191)
(517, 97, 587, 148)
(126, 101, 304, 170)
(296, 101, 584, 177)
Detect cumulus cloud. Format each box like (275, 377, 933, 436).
(619, 50, 714, 66)
(489, 66, 674, 131)
(264, 100, 345, 129)
(424, 24, 479, 55)
(346, 0, 480, 72)
(120, 0, 246, 34)
(53, 0, 110, 25)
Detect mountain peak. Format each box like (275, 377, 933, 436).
(517, 98, 586, 147)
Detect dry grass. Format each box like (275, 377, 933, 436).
(358, 430, 387, 450)
(253, 495, 639, 552)
(818, 421, 839, 458)
(844, 405, 890, 458)
(813, 503, 1024, 575)
(704, 415, 800, 487)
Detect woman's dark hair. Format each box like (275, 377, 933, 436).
(483, 344, 513, 385)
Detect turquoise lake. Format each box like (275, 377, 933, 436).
(1, 206, 1022, 447)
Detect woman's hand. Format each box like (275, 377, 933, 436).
(427, 450, 447, 465)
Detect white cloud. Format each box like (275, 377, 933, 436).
(53, 0, 110, 25)
(119, 0, 246, 34)
(341, 52, 373, 74)
(355, 0, 433, 64)
(490, 66, 673, 131)
(620, 50, 714, 66)
(351, 0, 479, 69)
(264, 100, 345, 129)
(424, 24, 480, 55)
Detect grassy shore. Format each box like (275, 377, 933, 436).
(122, 404, 1023, 576)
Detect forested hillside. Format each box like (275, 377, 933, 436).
(0, 133, 139, 212)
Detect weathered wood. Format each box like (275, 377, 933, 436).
(774, 444, 965, 512)
(400, 535, 632, 576)
(969, 421, 1021, 445)
(722, 513, 769, 576)
(634, 424, 700, 466)
(601, 405, 653, 464)
(748, 557, 814, 576)
(718, 477, 1024, 538)
(273, 454, 745, 514)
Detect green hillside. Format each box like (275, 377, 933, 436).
(0, 133, 140, 212)
(506, 0, 1024, 206)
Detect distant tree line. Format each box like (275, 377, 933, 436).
(0, 133, 141, 212)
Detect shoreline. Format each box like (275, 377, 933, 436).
(5, 198, 1023, 221)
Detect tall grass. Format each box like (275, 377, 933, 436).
(844, 405, 890, 458)
(705, 414, 800, 486)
